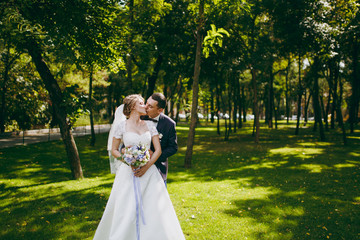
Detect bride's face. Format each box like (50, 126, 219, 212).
(134, 99, 146, 115)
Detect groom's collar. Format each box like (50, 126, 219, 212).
(153, 114, 161, 122)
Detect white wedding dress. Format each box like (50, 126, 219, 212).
(94, 120, 185, 240)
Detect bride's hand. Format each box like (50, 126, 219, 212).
(148, 150, 154, 158)
(133, 163, 150, 177)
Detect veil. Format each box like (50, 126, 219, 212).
(107, 104, 126, 174)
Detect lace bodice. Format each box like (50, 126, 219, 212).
(114, 120, 158, 149)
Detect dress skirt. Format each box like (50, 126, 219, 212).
(93, 164, 185, 240)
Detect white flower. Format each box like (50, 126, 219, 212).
(159, 133, 163, 139)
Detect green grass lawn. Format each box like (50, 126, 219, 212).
(1, 121, 359, 239)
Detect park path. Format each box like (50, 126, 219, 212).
(0, 124, 111, 149)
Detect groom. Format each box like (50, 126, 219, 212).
(144, 93, 178, 185)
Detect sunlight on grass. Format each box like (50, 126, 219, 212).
(269, 147, 324, 158)
(297, 142, 334, 147)
(284, 190, 306, 197)
(348, 135, 360, 140)
(333, 163, 357, 169)
(1, 176, 114, 207)
(290, 164, 330, 173)
(1, 121, 359, 239)
(175, 126, 190, 132)
(182, 144, 215, 152)
(347, 160, 360, 165)
(169, 179, 288, 239)
(241, 161, 289, 170)
(349, 152, 360, 157)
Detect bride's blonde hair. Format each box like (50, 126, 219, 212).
(123, 94, 144, 117)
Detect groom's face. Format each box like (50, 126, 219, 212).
(146, 97, 163, 118)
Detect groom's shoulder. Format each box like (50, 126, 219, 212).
(161, 113, 176, 126)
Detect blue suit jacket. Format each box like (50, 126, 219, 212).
(152, 113, 178, 180)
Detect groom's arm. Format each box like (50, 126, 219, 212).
(158, 122, 178, 162)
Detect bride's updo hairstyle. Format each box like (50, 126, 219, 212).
(123, 94, 144, 117)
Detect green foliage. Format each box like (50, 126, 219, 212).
(0, 52, 51, 131)
(203, 24, 230, 58)
(1, 0, 359, 141)
(61, 84, 89, 126)
(0, 121, 359, 239)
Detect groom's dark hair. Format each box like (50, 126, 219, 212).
(151, 93, 166, 109)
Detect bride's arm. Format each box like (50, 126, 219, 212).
(111, 137, 123, 159)
(150, 135, 162, 164)
(134, 135, 162, 177)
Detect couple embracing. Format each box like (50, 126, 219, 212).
(94, 93, 185, 240)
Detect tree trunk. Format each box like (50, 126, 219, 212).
(327, 60, 335, 129)
(304, 91, 311, 124)
(170, 97, 175, 119)
(285, 58, 291, 124)
(146, 54, 163, 99)
(89, 66, 96, 146)
(268, 60, 274, 129)
(27, 39, 83, 179)
(264, 84, 269, 125)
(295, 54, 302, 135)
(237, 78, 242, 129)
(175, 77, 183, 123)
(242, 86, 246, 123)
(184, 0, 204, 169)
(333, 61, 347, 144)
(325, 88, 331, 130)
(232, 76, 237, 133)
(274, 97, 279, 130)
(331, 72, 338, 129)
(222, 90, 229, 141)
(349, 34, 359, 133)
(0, 52, 10, 133)
(303, 89, 308, 125)
(251, 67, 260, 143)
(312, 57, 326, 141)
(227, 74, 232, 136)
(320, 95, 328, 131)
(216, 81, 221, 135)
(337, 77, 347, 144)
(210, 90, 215, 123)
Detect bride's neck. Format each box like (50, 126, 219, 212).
(128, 113, 142, 123)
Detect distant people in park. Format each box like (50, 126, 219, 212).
(94, 94, 184, 240)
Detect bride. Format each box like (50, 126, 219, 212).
(93, 94, 185, 240)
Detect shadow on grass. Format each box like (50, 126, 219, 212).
(1, 182, 113, 239)
(1, 121, 359, 239)
(169, 122, 360, 239)
(0, 133, 115, 239)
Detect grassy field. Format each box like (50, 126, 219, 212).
(1, 121, 359, 239)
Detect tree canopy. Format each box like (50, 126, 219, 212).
(1, 0, 359, 177)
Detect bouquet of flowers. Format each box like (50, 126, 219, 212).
(122, 144, 150, 168)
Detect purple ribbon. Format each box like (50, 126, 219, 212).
(133, 175, 146, 240)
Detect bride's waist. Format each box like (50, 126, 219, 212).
(121, 163, 157, 174)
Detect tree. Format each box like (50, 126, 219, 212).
(184, 0, 205, 169)
(346, 10, 360, 133)
(0, 47, 21, 133)
(3, 0, 120, 179)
